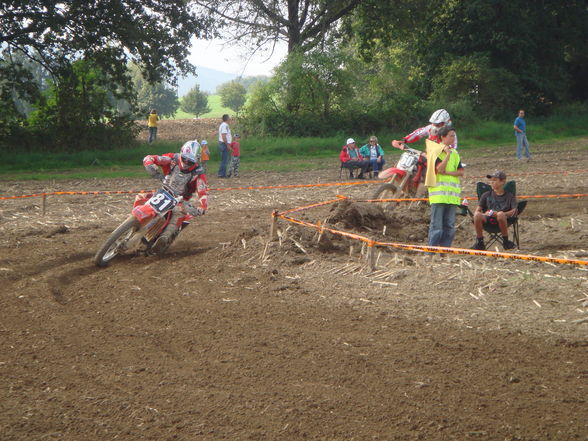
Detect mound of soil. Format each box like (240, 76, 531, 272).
(330, 200, 430, 243)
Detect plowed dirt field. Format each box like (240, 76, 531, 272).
(1, 142, 587, 440)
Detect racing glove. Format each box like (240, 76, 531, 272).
(145, 164, 164, 182)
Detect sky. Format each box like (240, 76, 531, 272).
(188, 37, 288, 77)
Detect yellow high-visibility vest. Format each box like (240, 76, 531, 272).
(428, 151, 461, 205)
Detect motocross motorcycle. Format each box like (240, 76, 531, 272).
(94, 185, 193, 267)
(372, 146, 426, 211)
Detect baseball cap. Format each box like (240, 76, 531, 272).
(201, 140, 208, 145)
(486, 170, 506, 180)
(346, 138, 355, 144)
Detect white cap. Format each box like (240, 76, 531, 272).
(346, 138, 355, 145)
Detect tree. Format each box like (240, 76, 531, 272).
(217, 81, 247, 114)
(193, 0, 365, 113)
(1, 0, 211, 149)
(181, 85, 211, 117)
(127, 63, 180, 118)
(193, 0, 363, 54)
(237, 75, 270, 91)
(240, 47, 359, 135)
(1, 0, 209, 86)
(351, 0, 588, 113)
(21, 59, 139, 151)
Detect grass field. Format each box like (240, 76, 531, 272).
(172, 95, 233, 119)
(1, 112, 587, 180)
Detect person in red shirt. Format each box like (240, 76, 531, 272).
(227, 134, 241, 178)
(340, 138, 369, 179)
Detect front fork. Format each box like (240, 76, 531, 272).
(395, 173, 411, 196)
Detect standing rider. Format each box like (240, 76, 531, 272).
(388, 109, 457, 191)
(391, 109, 457, 150)
(142, 140, 208, 252)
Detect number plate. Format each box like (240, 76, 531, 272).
(398, 152, 418, 170)
(147, 189, 177, 213)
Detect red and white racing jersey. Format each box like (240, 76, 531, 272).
(403, 124, 458, 149)
(143, 153, 208, 211)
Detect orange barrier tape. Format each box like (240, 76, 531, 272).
(465, 169, 588, 180)
(275, 212, 588, 266)
(362, 193, 588, 203)
(209, 180, 379, 192)
(278, 197, 345, 215)
(3, 187, 586, 204)
(0, 180, 376, 200)
(1, 166, 587, 202)
(0, 189, 154, 200)
(376, 241, 588, 266)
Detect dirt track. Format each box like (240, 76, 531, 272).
(1, 143, 587, 440)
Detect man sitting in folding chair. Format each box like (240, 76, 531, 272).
(340, 138, 370, 179)
(471, 170, 519, 251)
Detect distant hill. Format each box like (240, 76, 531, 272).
(177, 67, 270, 97)
(177, 67, 236, 96)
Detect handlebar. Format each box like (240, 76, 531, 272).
(401, 146, 423, 155)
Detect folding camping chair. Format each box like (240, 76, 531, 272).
(339, 162, 373, 179)
(475, 180, 527, 249)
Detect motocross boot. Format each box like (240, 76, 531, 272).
(152, 210, 181, 254)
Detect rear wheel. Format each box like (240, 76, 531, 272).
(94, 216, 141, 267)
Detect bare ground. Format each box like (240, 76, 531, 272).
(0, 142, 587, 440)
(136, 118, 222, 143)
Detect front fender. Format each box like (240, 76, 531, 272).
(378, 168, 407, 180)
(132, 204, 158, 222)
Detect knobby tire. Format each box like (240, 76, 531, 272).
(94, 216, 140, 267)
(372, 176, 403, 212)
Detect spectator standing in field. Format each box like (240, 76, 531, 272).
(360, 136, 385, 178)
(217, 114, 232, 178)
(227, 134, 241, 178)
(426, 126, 464, 248)
(147, 109, 159, 143)
(200, 140, 210, 170)
(340, 138, 369, 179)
(514, 109, 531, 160)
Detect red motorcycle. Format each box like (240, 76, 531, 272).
(372, 146, 427, 211)
(94, 185, 193, 267)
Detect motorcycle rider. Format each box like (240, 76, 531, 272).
(391, 109, 457, 150)
(142, 140, 208, 252)
(387, 109, 457, 192)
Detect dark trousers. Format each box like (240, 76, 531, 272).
(342, 160, 369, 177)
(217, 142, 230, 177)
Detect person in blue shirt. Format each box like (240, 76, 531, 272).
(514, 109, 531, 160)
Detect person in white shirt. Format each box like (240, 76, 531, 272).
(217, 114, 232, 178)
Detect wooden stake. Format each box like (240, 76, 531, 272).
(42, 194, 47, 216)
(268, 211, 278, 242)
(367, 244, 377, 271)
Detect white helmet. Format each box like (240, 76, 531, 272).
(429, 109, 451, 124)
(179, 140, 201, 171)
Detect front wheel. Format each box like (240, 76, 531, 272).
(94, 216, 141, 267)
(372, 174, 405, 212)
